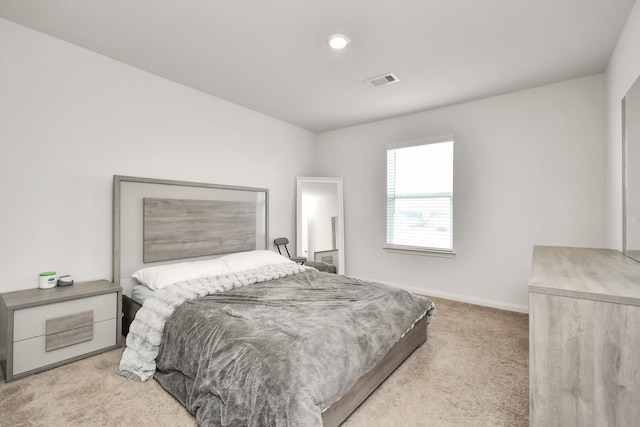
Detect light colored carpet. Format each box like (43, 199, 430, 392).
(0, 297, 528, 426)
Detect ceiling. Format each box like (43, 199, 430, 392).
(0, 0, 635, 133)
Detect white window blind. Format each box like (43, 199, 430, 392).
(386, 139, 454, 252)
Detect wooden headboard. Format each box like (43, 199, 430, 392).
(113, 175, 269, 296)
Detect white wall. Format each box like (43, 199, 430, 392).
(316, 75, 606, 311)
(605, 1, 640, 250)
(0, 19, 316, 293)
(0, 13, 622, 312)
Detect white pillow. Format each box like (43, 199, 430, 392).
(220, 250, 294, 273)
(131, 258, 231, 290)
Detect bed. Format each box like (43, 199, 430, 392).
(113, 175, 434, 426)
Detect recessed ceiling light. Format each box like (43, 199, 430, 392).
(328, 34, 350, 50)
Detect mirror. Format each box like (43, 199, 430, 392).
(623, 75, 640, 263)
(296, 177, 345, 274)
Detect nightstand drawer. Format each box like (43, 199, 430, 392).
(13, 318, 117, 375)
(13, 293, 116, 341)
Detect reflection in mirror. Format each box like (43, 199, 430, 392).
(624, 75, 640, 263)
(296, 177, 345, 274)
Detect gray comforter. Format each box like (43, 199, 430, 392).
(153, 269, 434, 426)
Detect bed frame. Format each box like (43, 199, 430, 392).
(114, 175, 427, 427)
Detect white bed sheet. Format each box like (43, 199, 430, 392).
(131, 284, 154, 305)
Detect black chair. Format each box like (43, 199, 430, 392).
(274, 237, 307, 264)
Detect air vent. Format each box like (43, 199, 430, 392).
(365, 73, 399, 88)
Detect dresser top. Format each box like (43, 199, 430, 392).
(0, 280, 120, 310)
(529, 246, 640, 306)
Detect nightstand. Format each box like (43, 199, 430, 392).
(0, 280, 122, 382)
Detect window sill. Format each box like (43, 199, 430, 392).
(382, 245, 456, 258)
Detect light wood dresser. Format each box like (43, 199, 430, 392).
(529, 246, 640, 426)
(0, 280, 122, 382)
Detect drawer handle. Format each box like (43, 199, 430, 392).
(46, 325, 93, 351)
(46, 311, 93, 335)
(45, 311, 94, 351)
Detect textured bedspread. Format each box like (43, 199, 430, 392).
(153, 269, 434, 426)
(119, 264, 308, 381)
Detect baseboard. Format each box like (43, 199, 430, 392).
(356, 277, 529, 314)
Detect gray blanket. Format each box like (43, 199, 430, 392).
(153, 269, 434, 426)
(118, 263, 308, 381)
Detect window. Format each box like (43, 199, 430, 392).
(386, 137, 454, 253)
